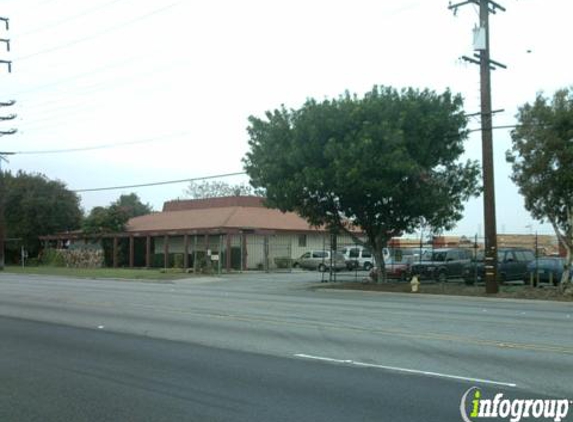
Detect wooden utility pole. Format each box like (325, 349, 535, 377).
(449, 0, 506, 293)
(479, 0, 498, 294)
(0, 15, 14, 270)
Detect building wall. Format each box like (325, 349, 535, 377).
(151, 232, 366, 270)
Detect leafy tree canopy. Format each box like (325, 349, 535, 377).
(244, 86, 481, 273)
(507, 87, 573, 289)
(112, 193, 153, 219)
(83, 193, 151, 235)
(3, 170, 82, 254)
(184, 180, 262, 199)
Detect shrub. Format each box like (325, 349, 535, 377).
(41, 248, 66, 267)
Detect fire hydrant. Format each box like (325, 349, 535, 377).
(410, 275, 420, 293)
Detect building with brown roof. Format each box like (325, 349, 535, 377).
(43, 196, 362, 271)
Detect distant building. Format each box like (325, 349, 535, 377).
(42, 196, 363, 270)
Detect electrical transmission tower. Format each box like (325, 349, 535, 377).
(449, 0, 506, 294)
(0, 15, 15, 270)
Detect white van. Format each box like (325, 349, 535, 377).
(338, 246, 389, 271)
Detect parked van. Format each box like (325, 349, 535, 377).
(293, 250, 347, 272)
(338, 246, 384, 271)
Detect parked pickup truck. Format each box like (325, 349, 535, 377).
(463, 248, 535, 285)
(410, 248, 472, 282)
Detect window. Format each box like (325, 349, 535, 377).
(298, 234, 307, 248)
(446, 251, 458, 261)
(362, 249, 372, 258)
(504, 251, 516, 262)
(514, 251, 532, 262)
(349, 248, 359, 258)
(522, 251, 535, 261)
(313, 251, 327, 258)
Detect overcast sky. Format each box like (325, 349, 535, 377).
(0, 0, 571, 236)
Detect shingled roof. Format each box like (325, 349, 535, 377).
(127, 196, 324, 234)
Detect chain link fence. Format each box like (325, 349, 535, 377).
(65, 232, 562, 286)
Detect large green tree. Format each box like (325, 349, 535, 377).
(83, 193, 152, 235)
(244, 86, 481, 280)
(3, 171, 83, 259)
(82, 193, 152, 267)
(507, 87, 573, 292)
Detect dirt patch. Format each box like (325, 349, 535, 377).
(315, 281, 573, 302)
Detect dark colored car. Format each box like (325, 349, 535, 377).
(410, 248, 473, 282)
(525, 257, 570, 286)
(463, 248, 535, 285)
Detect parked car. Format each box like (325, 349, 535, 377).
(293, 250, 347, 272)
(525, 257, 570, 286)
(387, 247, 426, 263)
(384, 256, 415, 280)
(410, 248, 472, 282)
(463, 248, 535, 285)
(338, 246, 378, 271)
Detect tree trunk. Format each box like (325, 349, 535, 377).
(551, 213, 573, 293)
(562, 246, 571, 291)
(370, 233, 389, 284)
(561, 209, 573, 291)
(372, 247, 386, 284)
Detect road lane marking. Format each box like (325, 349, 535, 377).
(294, 354, 517, 388)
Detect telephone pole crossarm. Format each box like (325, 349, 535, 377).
(0, 59, 11, 73)
(449, 1, 479, 11)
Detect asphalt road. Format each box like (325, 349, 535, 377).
(1, 272, 572, 421)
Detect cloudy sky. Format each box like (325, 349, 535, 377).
(0, 0, 570, 236)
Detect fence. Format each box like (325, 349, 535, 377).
(59, 231, 561, 280)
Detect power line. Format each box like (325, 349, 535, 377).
(16, 0, 127, 39)
(9, 54, 149, 96)
(15, 1, 182, 62)
(73, 172, 247, 193)
(0, 131, 188, 155)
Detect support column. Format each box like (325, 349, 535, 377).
(163, 235, 169, 269)
(112, 237, 118, 268)
(183, 234, 189, 270)
(218, 235, 223, 275)
(129, 236, 135, 268)
(145, 235, 151, 268)
(264, 235, 270, 273)
(193, 235, 198, 273)
(205, 234, 211, 270)
(226, 234, 232, 272)
(241, 234, 247, 272)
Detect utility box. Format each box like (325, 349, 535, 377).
(473, 26, 486, 50)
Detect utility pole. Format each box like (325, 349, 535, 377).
(0, 15, 14, 270)
(449, 0, 506, 294)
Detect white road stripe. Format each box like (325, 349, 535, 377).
(294, 353, 517, 388)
